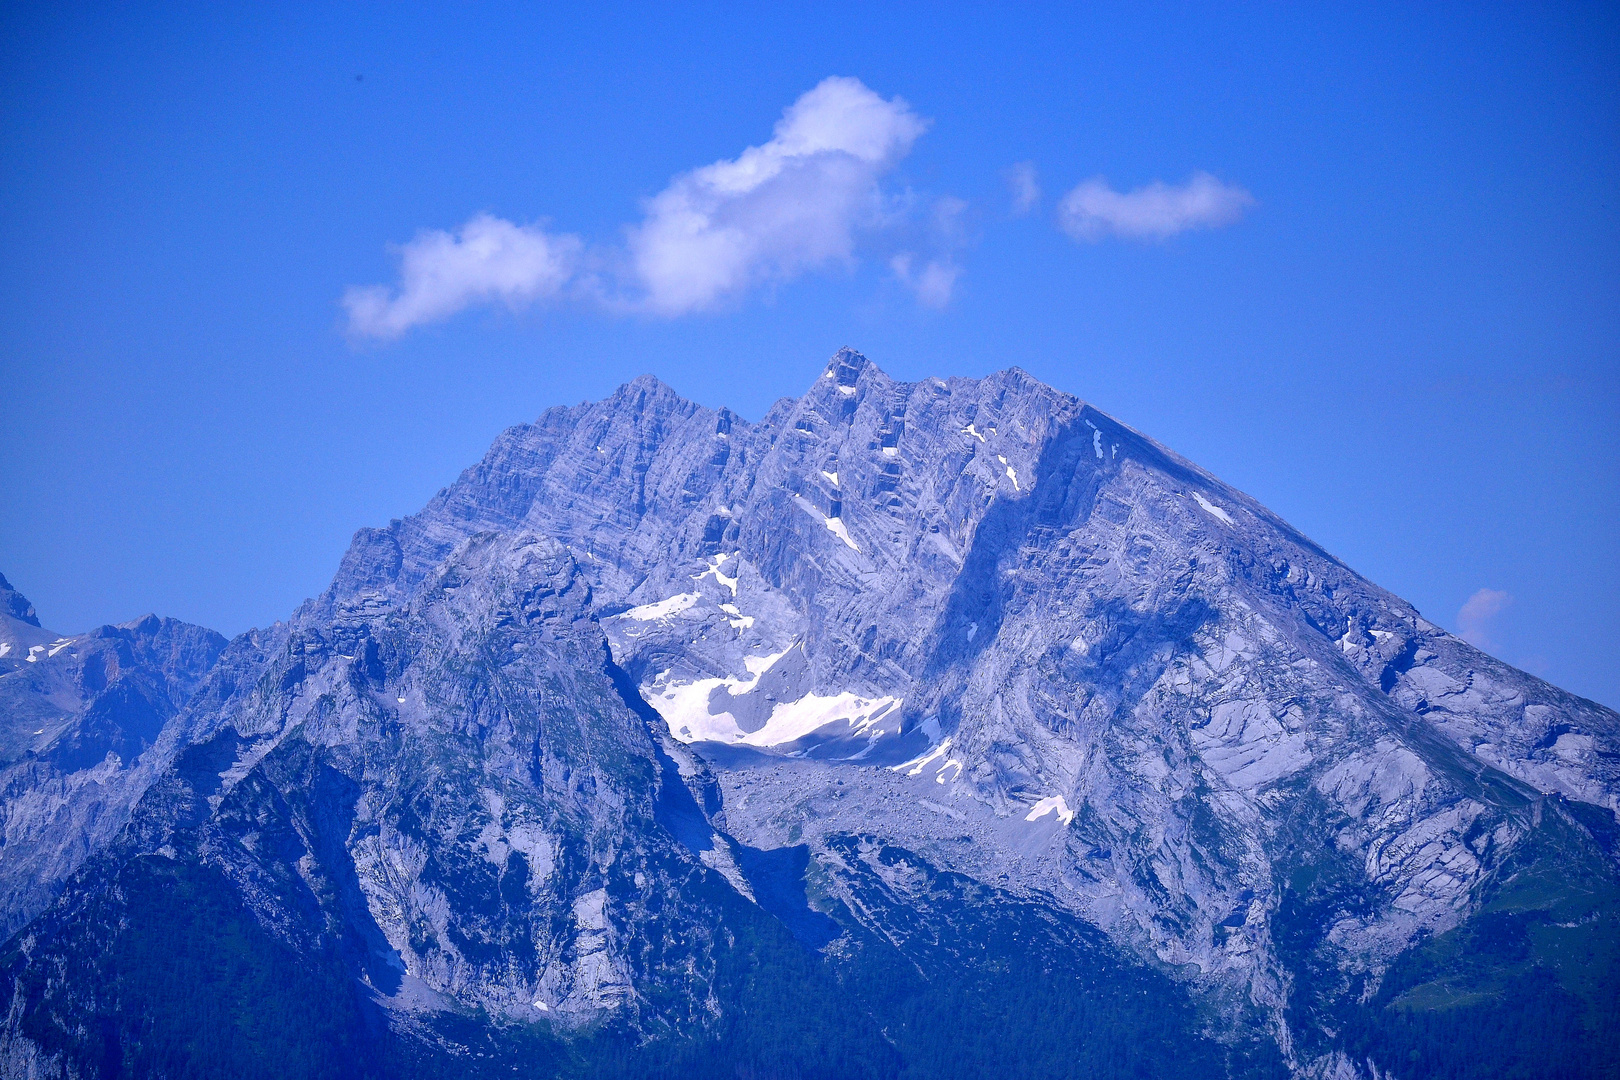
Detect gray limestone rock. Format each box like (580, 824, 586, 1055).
(3, 349, 1616, 1079)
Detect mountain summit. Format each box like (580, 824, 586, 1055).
(4, 349, 1617, 1080)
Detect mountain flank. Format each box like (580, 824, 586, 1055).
(3, 349, 1616, 1080)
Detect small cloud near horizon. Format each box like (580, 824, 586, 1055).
(1058, 171, 1253, 241)
(1457, 587, 1512, 651)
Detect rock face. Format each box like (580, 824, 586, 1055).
(3, 350, 1617, 1080)
(0, 577, 226, 939)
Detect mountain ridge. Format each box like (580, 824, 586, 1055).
(3, 348, 1616, 1079)
(0, 582, 227, 940)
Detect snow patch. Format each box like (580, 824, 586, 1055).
(893, 738, 952, 777)
(824, 516, 859, 551)
(960, 424, 986, 442)
(694, 552, 739, 596)
(997, 455, 1019, 489)
(765, 691, 898, 745)
(719, 603, 754, 630)
(851, 698, 898, 737)
(1025, 796, 1076, 825)
(645, 644, 901, 747)
(622, 593, 698, 621)
(650, 673, 900, 748)
(794, 494, 860, 551)
(1193, 492, 1235, 525)
(822, 470, 839, 486)
(743, 647, 791, 677)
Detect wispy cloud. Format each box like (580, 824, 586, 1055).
(889, 195, 968, 308)
(1006, 162, 1040, 214)
(628, 76, 928, 314)
(1457, 588, 1512, 651)
(343, 215, 581, 339)
(890, 253, 959, 309)
(1057, 171, 1253, 241)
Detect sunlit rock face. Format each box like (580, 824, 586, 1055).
(4, 349, 1616, 1080)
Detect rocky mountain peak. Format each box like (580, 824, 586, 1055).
(0, 571, 41, 629)
(4, 349, 1617, 1080)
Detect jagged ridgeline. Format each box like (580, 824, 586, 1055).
(2, 351, 1616, 1080)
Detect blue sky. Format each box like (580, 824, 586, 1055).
(1, 3, 1616, 706)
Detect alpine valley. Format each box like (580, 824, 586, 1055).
(3, 349, 1616, 1080)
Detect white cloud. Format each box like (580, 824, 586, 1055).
(626, 76, 927, 314)
(1006, 161, 1040, 214)
(343, 78, 958, 335)
(1057, 171, 1253, 241)
(1457, 588, 1512, 651)
(344, 214, 581, 338)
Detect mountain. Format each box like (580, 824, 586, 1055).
(0, 574, 227, 939)
(3, 349, 1616, 1080)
